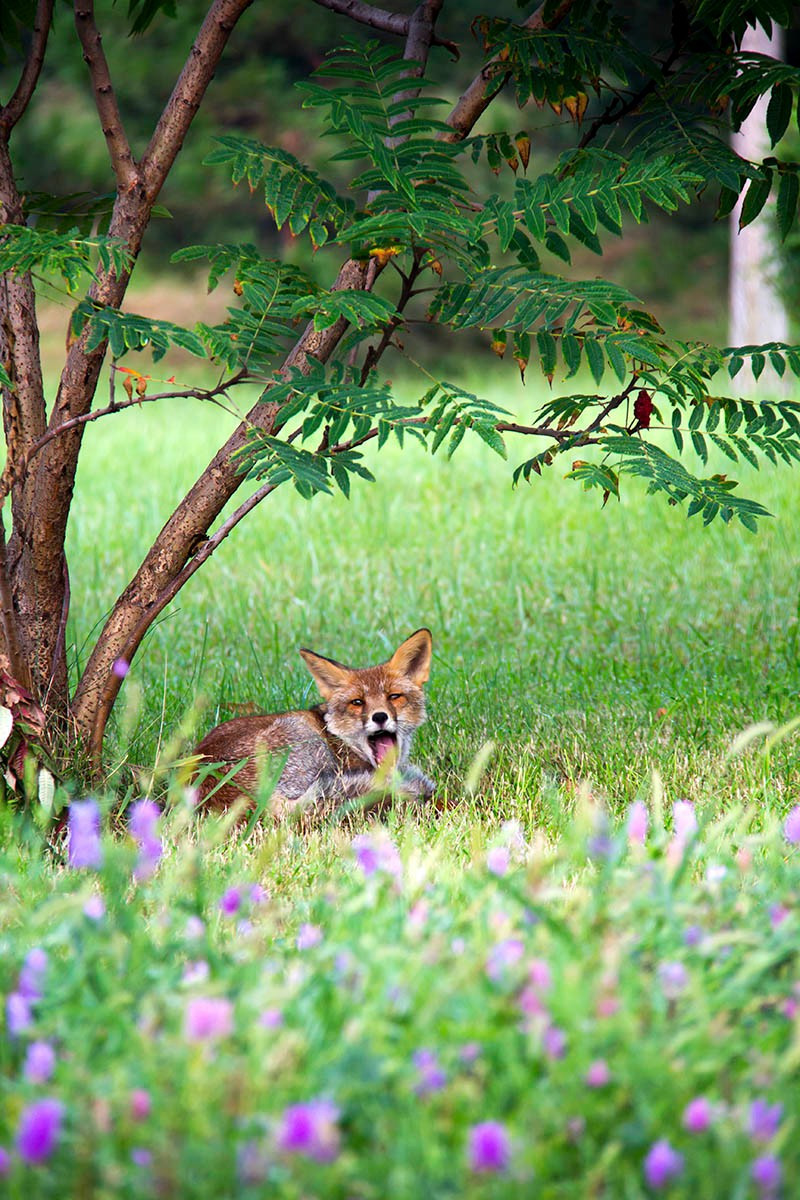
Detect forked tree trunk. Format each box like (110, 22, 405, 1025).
(0, 0, 576, 773)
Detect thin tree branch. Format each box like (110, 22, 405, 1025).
(138, 0, 255, 199)
(310, 0, 457, 53)
(1, 370, 248, 502)
(74, 0, 137, 189)
(11, 0, 254, 711)
(0, 0, 54, 134)
(87, 477, 277, 764)
(442, 0, 578, 143)
(310, 0, 408, 36)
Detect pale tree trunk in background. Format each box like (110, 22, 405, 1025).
(729, 24, 788, 391)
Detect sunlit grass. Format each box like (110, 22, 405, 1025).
(62, 361, 800, 831)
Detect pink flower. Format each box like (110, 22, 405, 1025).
(673, 801, 697, 841)
(83, 894, 105, 920)
(296, 923, 322, 950)
(528, 958, 552, 991)
(658, 961, 689, 999)
(543, 1024, 567, 1060)
(184, 996, 233, 1042)
(468, 1121, 511, 1173)
(130, 1089, 151, 1121)
(112, 657, 130, 679)
(23, 1041, 56, 1083)
(219, 887, 242, 917)
(259, 1008, 284, 1029)
(352, 833, 402, 881)
(783, 806, 800, 844)
(486, 846, 510, 876)
(585, 1059, 610, 1088)
(626, 800, 648, 845)
(485, 937, 524, 982)
(277, 1098, 340, 1162)
(683, 1096, 712, 1133)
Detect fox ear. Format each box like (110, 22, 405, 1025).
(299, 648, 352, 699)
(388, 628, 432, 687)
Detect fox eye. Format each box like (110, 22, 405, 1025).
(349, 698, 364, 708)
(388, 692, 404, 702)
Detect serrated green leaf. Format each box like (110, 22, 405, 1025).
(776, 171, 799, 241)
(584, 337, 605, 385)
(766, 83, 793, 148)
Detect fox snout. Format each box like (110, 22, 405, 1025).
(299, 629, 432, 771)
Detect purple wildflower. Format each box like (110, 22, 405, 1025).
(68, 799, 103, 870)
(412, 1048, 447, 1095)
(626, 800, 648, 845)
(0, 1147, 9, 1176)
(684, 924, 704, 948)
(181, 960, 210, 986)
(783, 806, 800, 845)
(485, 937, 524, 982)
(658, 961, 689, 999)
(769, 904, 789, 928)
(83, 894, 105, 920)
(131, 1148, 152, 1167)
(6, 991, 32, 1036)
(460, 1042, 481, 1063)
(542, 1024, 567, 1060)
(23, 1041, 56, 1084)
(296, 923, 323, 951)
(683, 1096, 712, 1133)
(644, 1139, 684, 1189)
(184, 916, 205, 940)
(112, 657, 130, 679)
(528, 958, 552, 991)
(184, 996, 233, 1042)
(751, 1155, 782, 1196)
(249, 883, 268, 905)
(486, 846, 510, 876)
(16, 1098, 63, 1164)
(468, 1121, 511, 1174)
(18, 948, 48, 1000)
(748, 1098, 783, 1143)
(276, 1098, 340, 1162)
(352, 833, 403, 881)
(259, 1008, 284, 1029)
(128, 799, 162, 881)
(219, 887, 242, 917)
(585, 1059, 610, 1088)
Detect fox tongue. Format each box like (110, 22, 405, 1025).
(371, 733, 396, 764)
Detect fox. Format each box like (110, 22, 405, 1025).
(193, 628, 435, 820)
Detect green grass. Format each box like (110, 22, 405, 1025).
(63, 367, 800, 833)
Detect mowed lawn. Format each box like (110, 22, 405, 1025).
(65, 366, 800, 830)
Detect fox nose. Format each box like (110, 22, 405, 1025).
(372, 711, 389, 726)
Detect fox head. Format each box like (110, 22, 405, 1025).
(299, 629, 432, 769)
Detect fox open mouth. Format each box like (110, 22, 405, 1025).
(367, 730, 398, 765)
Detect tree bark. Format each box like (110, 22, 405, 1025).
(71, 0, 582, 764)
(4, 0, 254, 720)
